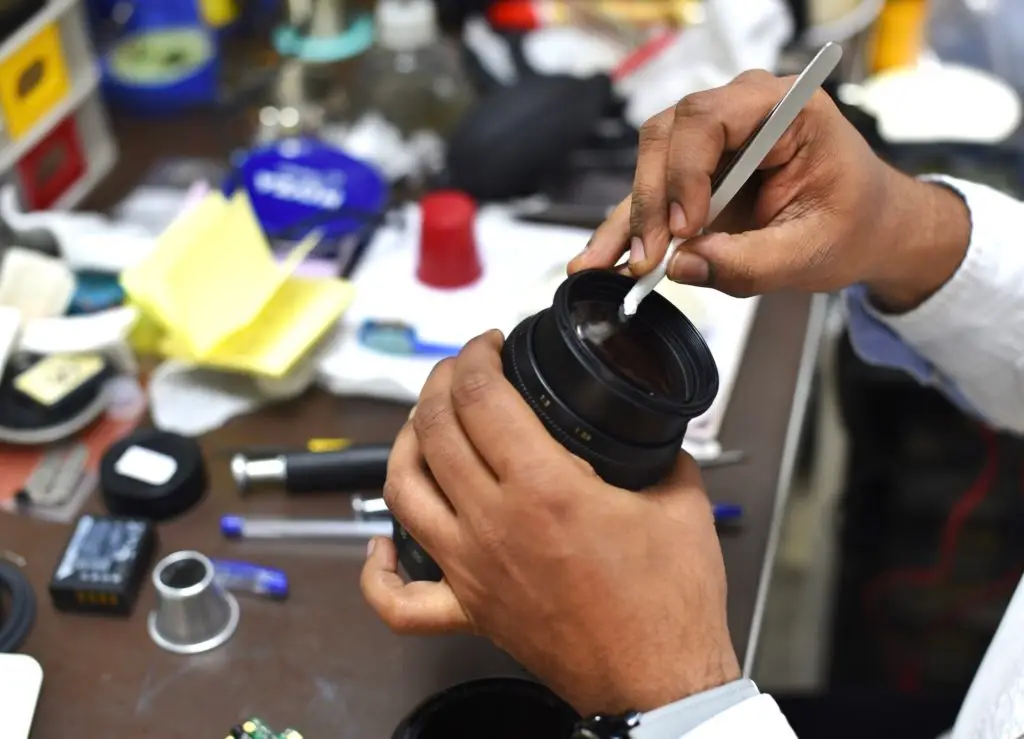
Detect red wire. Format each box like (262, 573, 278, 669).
(860, 425, 1000, 689)
(610, 30, 678, 83)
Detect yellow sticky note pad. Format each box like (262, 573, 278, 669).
(122, 191, 353, 377)
(199, 276, 354, 378)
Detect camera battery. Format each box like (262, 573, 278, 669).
(48, 514, 157, 616)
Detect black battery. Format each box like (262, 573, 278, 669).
(48, 514, 157, 616)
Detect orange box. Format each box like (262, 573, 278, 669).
(0, 22, 71, 140)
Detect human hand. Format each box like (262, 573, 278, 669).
(361, 330, 740, 716)
(569, 70, 971, 312)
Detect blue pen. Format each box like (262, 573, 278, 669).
(712, 504, 743, 523)
(211, 559, 289, 600)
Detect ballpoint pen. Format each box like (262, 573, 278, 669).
(620, 42, 844, 318)
(220, 515, 394, 540)
(349, 496, 744, 524)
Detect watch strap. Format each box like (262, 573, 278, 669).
(572, 710, 642, 739)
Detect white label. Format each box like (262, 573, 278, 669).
(114, 445, 178, 486)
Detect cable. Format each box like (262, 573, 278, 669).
(0, 560, 36, 653)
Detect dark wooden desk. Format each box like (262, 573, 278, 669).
(2, 114, 823, 737)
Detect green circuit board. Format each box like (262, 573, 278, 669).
(225, 718, 303, 739)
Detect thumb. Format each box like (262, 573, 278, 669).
(670, 223, 811, 298)
(645, 452, 715, 521)
(360, 536, 472, 635)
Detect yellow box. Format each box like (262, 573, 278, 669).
(0, 22, 71, 140)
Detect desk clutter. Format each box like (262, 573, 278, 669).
(0, 0, 859, 735)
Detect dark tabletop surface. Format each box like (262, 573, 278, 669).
(0, 112, 821, 738)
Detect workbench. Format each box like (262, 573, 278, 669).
(0, 112, 825, 737)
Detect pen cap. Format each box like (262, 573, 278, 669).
(416, 190, 482, 289)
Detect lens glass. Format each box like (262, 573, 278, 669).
(570, 300, 687, 398)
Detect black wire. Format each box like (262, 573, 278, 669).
(0, 560, 35, 653)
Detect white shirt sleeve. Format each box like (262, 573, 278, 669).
(681, 695, 797, 738)
(864, 176, 1024, 434)
(629, 681, 797, 739)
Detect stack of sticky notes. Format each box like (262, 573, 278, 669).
(121, 191, 354, 378)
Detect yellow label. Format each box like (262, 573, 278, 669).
(14, 353, 104, 406)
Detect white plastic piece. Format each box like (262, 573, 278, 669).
(375, 0, 439, 51)
(838, 59, 1022, 145)
(0, 248, 76, 320)
(0, 305, 19, 376)
(115, 445, 178, 486)
(0, 654, 42, 739)
(521, 26, 627, 79)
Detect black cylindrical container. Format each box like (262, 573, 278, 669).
(395, 270, 719, 581)
(391, 678, 579, 739)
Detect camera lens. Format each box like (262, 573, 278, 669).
(570, 299, 686, 398)
(395, 270, 719, 582)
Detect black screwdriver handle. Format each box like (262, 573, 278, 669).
(284, 444, 391, 493)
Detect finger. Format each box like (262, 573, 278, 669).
(569, 195, 631, 273)
(413, 357, 499, 510)
(383, 419, 459, 551)
(361, 537, 472, 635)
(629, 107, 675, 276)
(450, 330, 570, 481)
(675, 220, 814, 297)
(665, 72, 811, 237)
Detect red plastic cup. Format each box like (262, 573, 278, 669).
(416, 190, 482, 289)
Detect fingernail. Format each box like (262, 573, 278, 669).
(366, 539, 377, 558)
(572, 240, 591, 262)
(670, 202, 687, 233)
(669, 252, 710, 284)
(408, 405, 417, 421)
(629, 236, 646, 265)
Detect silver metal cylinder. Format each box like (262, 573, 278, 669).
(147, 551, 239, 655)
(351, 495, 389, 517)
(231, 454, 287, 492)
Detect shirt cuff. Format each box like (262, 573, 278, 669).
(843, 283, 976, 415)
(631, 679, 760, 739)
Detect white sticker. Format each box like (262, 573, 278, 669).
(114, 445, 178, 487)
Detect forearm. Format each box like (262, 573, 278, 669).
(845, 175, 1024, 434)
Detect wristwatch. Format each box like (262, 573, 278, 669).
(569, 679, 761, 739)
(572, 711, 642, 739)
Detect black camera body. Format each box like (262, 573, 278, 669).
(395, 270, 720, 582)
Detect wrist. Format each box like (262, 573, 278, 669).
(865, 169, 971, 314)
(594, 644, 741, 716)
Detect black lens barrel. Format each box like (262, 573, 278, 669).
(395, 270, 720, 581)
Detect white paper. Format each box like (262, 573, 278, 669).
(148, 360, 270, 437)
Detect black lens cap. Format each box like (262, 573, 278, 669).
(100, 429, 208, 521)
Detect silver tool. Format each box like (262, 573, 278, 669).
(23, 444, 88, 507)
(621, 42, 844, 317)
(147, 551, 240, 655)
(352, 494, 389, 518)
